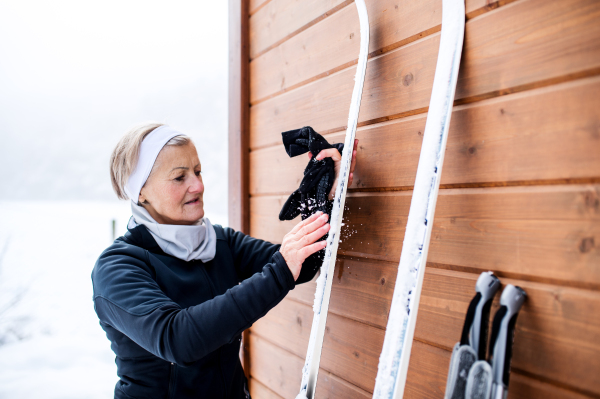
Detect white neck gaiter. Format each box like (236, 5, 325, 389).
(128, 201, 217, 263)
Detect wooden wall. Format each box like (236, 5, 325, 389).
(232, 0, 600, 397)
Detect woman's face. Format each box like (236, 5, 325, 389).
(138, 141, 205, 225)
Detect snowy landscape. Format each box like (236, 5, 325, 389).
(0, 201, 227, 399)
(0, 201, 130, 398)
(0, 1, 228, 397)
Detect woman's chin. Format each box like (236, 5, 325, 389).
(182, 203, 204, 223)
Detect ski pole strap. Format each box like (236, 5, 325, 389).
(460, 292, 482, 346)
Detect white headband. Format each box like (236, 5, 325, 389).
(124, 125, 183, 203)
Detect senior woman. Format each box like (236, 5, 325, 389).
(92, 123, 357, 399)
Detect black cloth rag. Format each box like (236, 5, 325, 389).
(279, 126, 344, 221)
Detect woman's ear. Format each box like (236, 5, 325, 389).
(138, 189, 150, 205)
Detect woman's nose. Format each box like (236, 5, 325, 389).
(189, 175, 204, 193)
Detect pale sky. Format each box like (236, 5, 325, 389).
(0, 0, 229, 221)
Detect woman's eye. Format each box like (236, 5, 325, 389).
(195, 171, 202, 177)
(175, 175, 185, 182)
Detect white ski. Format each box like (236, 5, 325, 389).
(296, 1, 370, 398)
(372, 0, 465, 398)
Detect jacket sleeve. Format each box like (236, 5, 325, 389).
(223, 227, 320, 284)
(92, 245, 294, 366)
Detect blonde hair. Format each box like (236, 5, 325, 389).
(110, 122, 192, 200)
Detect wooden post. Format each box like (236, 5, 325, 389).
(229, 0, 250, 235)
(229, 0, 251, 381)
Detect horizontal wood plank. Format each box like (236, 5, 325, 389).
(249, 0, 271, 15)
(250, 332, 592, 398)
(286, 257, 396, 329)
(252, 297, 313, 356)
(416, 269, 600, 395)
(315, 370, 372, 399)
(249, 333, 370, 398)
(250, 0, 516, 103)
(249, 0, 600, 149)
(284, 261, 600, 394)
(252, 263, 600, 395)
(249, 0, 502, 62)
(251, 185, 600, 285)
(250, 76, 600, 195)
(249, 333, 302, 398)
(250, 0, 437, 103)
(249, 0, 348, 59)
(249, 377, 283, 399)
(405, 340, 592, 399)
(252, 301, 385, 393)
(247, 0, 600, 396)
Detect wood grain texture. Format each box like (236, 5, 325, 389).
(250, 77, 600, 195)
(251, 185, 600, 286)
(246, 0, 600, 396)
(249, 377, 283, 399)
(416, 269, 600, 396)
(249, 0, 348, 59)
(285, 262, 600, 395)
(250, 0, 437, 103)
(252, 300, 385, 393)
(285, 257, 396, 329)
(250, 0, 517, 104)
(229, 0, 251, 234)
(248, 0, 511, 62)
(249, 333, 301, 398)
(249, 0, 271, 16)
(252, 263, 600, 395)
(249, 333, 370, 398)
(249, 0, 600, 150)
(404, 340, 593, 399)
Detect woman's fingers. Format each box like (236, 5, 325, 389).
(301, 222, 330, 246)
(300, 240, 328, 258)
(296, 213, 328, 240)
(280, 212, 329, 281)
(289, 211, 322, 235)
(316, 148, 341, 161)
(349, 140, 358, 173)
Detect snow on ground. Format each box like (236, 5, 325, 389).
(0, 201, 226, 399)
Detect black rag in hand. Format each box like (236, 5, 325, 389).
(279, 126, 344, 221)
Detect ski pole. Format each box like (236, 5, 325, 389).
(445, 272, 501, 399)
(465, 284, 526, 399)
(488, 285, 527, 399)
(468, 272, 501, 359)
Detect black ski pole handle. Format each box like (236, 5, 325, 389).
(489, 285, 527, 399)
(460, 272, 501, 359)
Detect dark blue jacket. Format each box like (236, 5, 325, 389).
(92, 223, 320, 399)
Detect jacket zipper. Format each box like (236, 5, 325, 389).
(167, 362, 176, 399)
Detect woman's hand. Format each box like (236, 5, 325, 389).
(280, 212, 330, 281)
(308, 139, 359, 200)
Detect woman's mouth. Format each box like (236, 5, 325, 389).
(184, 198, 200, 205)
